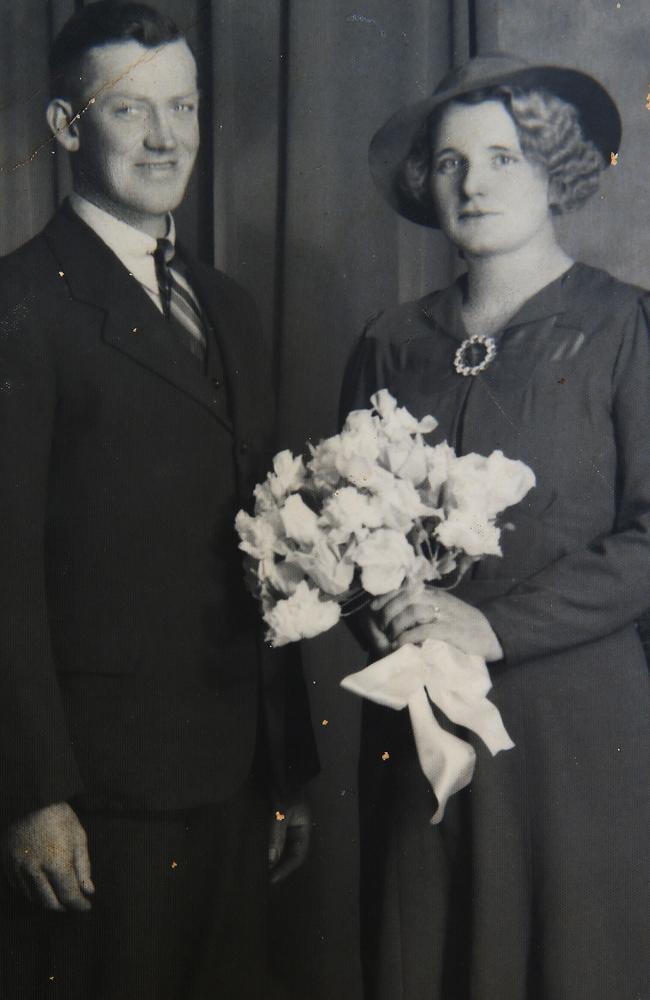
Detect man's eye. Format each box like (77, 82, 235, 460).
(493, 153, 516, 167)
(174, 102, 196, 113)
(115, 104, 140, 116)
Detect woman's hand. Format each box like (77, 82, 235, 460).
(370, 584, 503, 662)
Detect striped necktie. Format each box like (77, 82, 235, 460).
(153, 238, 207, 364)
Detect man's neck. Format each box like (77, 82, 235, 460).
(71, 185, 168, 239)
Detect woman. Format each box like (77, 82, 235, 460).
(342, 54, 650, 1000)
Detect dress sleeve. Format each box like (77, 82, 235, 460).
(0, 286, 84, 827)
(339, 313, 386, 428)
(481, 294, 650, 665)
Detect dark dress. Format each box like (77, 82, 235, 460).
(341, 264, 650, 1000)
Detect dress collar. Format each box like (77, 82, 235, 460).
(422, 262, 581, 341)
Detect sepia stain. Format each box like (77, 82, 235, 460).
(381, 751, 390, 761)
(646, 89, 650, 111)
(610, 152, 619, 166)
(321, 719, 329, 726)
(275, 810, 285, 822)
(170, 860, 178, 869)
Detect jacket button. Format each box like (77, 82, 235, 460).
(211, 377, 222, 389)
(239, 441, 251, 455)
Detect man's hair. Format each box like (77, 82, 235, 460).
(399, 86, 605, 222)
(50, 1, 182, 107)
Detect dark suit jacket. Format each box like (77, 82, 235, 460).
(0, 204, 317, 828)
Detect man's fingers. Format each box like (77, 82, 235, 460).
(44, 863, 92, 912)
(24, 869, 65, 912)
(269, 826, 310, 885)
(73, 838, 95, 896)
(268, 813, 288, 868)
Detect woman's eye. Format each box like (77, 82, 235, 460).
(115, 104, 140, 116)
(174, 102, 196, 113)
(493, 153, 517, 167)
(434, 157, 462, 175)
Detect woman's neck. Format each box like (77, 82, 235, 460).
(461, 233, 574, 337)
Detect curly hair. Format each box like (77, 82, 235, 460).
(399, 86, 605, 220)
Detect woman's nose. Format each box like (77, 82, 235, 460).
(144, 109, 176, 150)
(460, 160, 488, 198)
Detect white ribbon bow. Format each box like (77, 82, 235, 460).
(341, 640, 514, 824)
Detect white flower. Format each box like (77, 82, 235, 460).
(422, 442, 457, 506)
(383, 438, 430, 485)
(308, 435, 344, 491)
(435, 512, 502, 557)
(255, 450, 306, 512)
(289, 541, 355, 595)
(235, 509, 283, 560)
(264, 581, 341, 646)
(259, 556, 305, 596)
(352, 529, 419, 595)
(279, 494, 321, 547)
(319, 487, 384, 544)
(444, 451, 535, 520)
(371, 388, 437, 439)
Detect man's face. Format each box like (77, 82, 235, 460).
(70, 39, 200, 233)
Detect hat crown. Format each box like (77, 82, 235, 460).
(434, 53, 531, 97)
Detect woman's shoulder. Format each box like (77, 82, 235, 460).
(568, 263, 650, 319)
(362, 288, 450, 346)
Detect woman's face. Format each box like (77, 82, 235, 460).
(430, 99, 552, 258)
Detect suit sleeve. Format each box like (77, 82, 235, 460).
(480, 295, 650, 665)
(235, 284, 319, 792)
(0, 286, 84, 828)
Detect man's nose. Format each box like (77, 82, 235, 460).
(144, 108, 176, 150)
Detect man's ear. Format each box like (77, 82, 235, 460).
(46, 98, 80, 152)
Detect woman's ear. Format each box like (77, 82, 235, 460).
(547, 175, 565, 216)
(46, 98, 80, 152)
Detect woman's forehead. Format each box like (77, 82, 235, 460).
(433, 99, 521, 152)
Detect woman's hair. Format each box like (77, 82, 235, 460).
(399, 86, 605, 218)
(50, 2, 182, 108)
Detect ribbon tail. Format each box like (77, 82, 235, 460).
(407, 688, 476, 825)
(429, 684, 515, 757)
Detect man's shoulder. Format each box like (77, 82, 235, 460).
(0, 218, 72, 308)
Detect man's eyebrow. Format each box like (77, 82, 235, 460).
(103, 89, 201, 100)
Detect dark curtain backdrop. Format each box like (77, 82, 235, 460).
(1, 1, 648, 997)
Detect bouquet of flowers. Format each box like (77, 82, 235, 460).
(236, 390, 535, 822)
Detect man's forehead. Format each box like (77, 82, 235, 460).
(80, 38, 197, 98)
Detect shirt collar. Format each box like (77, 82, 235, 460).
(69, 193, 176, 299)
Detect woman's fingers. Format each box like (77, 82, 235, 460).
(388, 600, 442, 640)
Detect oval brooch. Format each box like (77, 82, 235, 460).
(453, 334, 497, 377)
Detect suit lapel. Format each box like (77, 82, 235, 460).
(43, 206, 234, 434)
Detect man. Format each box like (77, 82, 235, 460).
(0, 4, 317, 997)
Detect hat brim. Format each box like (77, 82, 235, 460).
(369, 64, 622, 228)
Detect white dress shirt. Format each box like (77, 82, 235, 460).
(69, 192, 175, 314)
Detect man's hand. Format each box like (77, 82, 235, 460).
(1, 802, 95, 912)
(268, 798, 312, 885)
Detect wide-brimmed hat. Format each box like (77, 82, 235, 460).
(369, 53, 622, 227)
